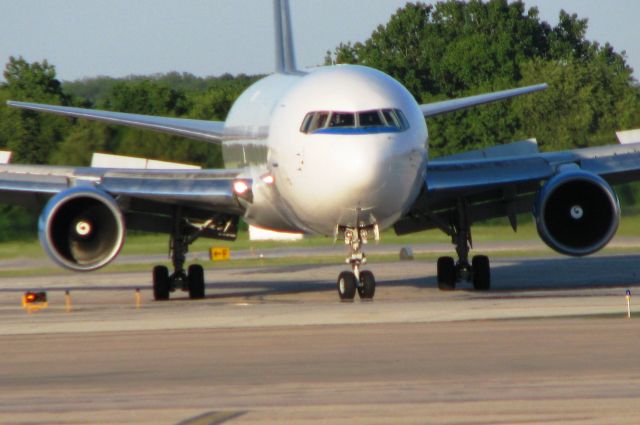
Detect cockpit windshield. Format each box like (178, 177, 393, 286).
(300, 109, 409, 134)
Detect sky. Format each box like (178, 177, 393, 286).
(0, 0, 638, 82)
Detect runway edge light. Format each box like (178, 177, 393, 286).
(22, 291, 48, 312)
(65, 290, 72, 313)
(626, 289, 631, 319)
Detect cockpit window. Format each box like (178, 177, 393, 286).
(359, 110, 384, 127)
(301, 111, 329, 133)
(300, 109, 409, 134)
(329, 112, 355, 128)
(316, 112, 329, 129)
(382, 109, 399, 127)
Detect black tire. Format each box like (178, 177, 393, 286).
(337, 271, 357, 301)
(153, 265, 170, 301)
(357, 270, 376, 299)
(437, 256, 457, 291)
(472, 255, 491, 291)
(188, 264, 205, 299)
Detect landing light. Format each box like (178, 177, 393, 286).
(233, 180, 250, 195)
(261, 174, 275, 185)
(232, 179, 253, 203)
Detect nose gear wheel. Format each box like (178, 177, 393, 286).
(357, 270, 376, 299)
(335, 225, 378, 301)
(337, 271, 357, 300)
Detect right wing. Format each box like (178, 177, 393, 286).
(0, 162, 250, 271)
(7, 101, 226, 143)
(0, 163, 246, 235)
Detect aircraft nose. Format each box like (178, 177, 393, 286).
(282, 134, 425, 234)
(334, 144, 387, 192)
(303, 135, 421, 210)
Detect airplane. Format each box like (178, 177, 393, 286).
(4, 0, 640, 301)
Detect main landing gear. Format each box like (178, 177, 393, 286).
(152, 208, 206, 301)
(436, 200, 491, 291)
(336, 225, 377, 301)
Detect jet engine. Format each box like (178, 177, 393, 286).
(534, 170, 619, 256)
(39, 187, 125, 271)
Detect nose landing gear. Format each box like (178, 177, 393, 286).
(336, 225, 377, 301)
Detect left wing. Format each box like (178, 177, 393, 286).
(7, 101, 226, 143)
(420, 84, 548, 118)
(395, 140, 640, 236)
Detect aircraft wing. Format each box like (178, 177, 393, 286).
(420, 84, 548, 118)
(7, 101, 226, 143)
(0, 164, 246, 237)
(394, 141, 640, 235)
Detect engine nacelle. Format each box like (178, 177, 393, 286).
(39, 187, 125, 271)
(534, 170, 620, 256)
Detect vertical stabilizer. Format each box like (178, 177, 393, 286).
(273, 0, 298, 73)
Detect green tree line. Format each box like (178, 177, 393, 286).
(326, 0, 640, 156)
(0, 60, 260, 167)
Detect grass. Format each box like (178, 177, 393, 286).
(3, 244, 640, 279)
(0, 224, 535, 261)
(0, 239, 46, 259)
(2, 213, 640, 266)
(116, 214, 549, 256)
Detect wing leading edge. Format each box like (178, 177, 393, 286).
(7, 101, 226, 143)
(396, 141, 640, 235)
(0, 163, 246, 228)
(420, 83, 548, 118)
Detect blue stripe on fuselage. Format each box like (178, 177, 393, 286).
(313, 126, 401, 135)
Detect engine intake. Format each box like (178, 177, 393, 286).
(39, 187, 125, 271)
(534, 170, 619, 256)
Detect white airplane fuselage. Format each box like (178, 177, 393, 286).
(223, 65, 428, 236)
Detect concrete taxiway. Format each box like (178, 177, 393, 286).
(0, 250, 639, 424)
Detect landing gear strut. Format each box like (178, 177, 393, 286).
(436, 199, 491, 291)
(152, 207, 206, 301)
(336, 225, 377, 301)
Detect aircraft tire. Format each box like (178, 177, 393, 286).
(337, 271, 357, 300)
(437, 256, 456, 291)
(153, 265, 170, 301)
(472, 255, 491, 291)
(188, 264, 205, 299)
(357, 270, 376, 299)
